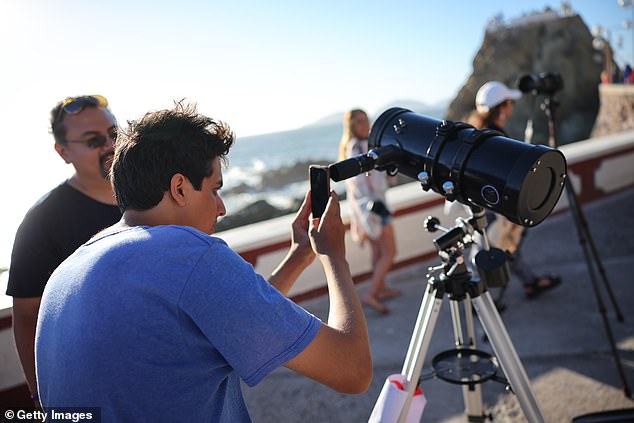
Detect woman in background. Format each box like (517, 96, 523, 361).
(467, 80, 519, 132)
(339, 109, 399, 314)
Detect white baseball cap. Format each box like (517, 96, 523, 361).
(475, 81, 522, 114)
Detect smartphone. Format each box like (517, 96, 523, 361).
(309, 165, 330, 218)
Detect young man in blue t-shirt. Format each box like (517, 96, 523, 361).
(35, 102, 372, 422)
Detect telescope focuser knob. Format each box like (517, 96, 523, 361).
(442, 181, 456, 201)
(424, 216, 441, 233)
(417, 171, 430, 190)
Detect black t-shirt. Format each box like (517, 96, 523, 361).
(6, 182, 122, 297)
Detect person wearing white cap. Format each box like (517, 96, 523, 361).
(469, 81, 522, 136)
(464, 81, 561, 303)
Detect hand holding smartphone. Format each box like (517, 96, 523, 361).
(309, 165, 330, 218)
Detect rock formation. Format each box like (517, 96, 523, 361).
(446, 14, 617, 145)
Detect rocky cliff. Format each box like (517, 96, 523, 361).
(446, 14, 616, 145)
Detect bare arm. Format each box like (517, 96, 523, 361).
(268, 191, 315, 296)
(12, 297, 41, 401)
(284, 192, 372, 394)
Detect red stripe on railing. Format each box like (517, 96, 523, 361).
(568, 144, 634, 203)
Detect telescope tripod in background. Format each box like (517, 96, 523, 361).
(392, 207, 546, 423)
(540, 94, 632, 398)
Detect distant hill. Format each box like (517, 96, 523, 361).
(375, 99, 449, 120)
(306, 112, 344, 127)
(304, 99, 449, 128)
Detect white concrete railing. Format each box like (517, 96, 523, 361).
(1, 130, 634, 394)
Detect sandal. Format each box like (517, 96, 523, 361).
(363, 296, 390, 315)
(524, 275, 561, 299)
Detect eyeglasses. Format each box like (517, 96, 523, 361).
(66, 127, 118, 149)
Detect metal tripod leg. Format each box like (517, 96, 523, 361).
(565, 180, 624, 320)
(564, 181, 631, 397)
(396, 285, 488, 423)
(397, 283, 443, 423)
(544, 96, 630, 397)
(472, 292, 547, 423)
(450, 298, 485, 421)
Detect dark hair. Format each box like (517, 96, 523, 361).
(466, 102, 506, 130)
(111, 101, 234, 211)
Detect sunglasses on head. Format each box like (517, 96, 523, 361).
(55, 95, 109, 125)
(61, 95, 108, 114)
(55, 95, 115, 148)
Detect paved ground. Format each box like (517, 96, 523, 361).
(244, 187, 634, 422)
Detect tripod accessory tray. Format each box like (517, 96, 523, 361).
(432, 348, 500, 385)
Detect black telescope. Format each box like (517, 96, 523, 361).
(518, 72, 563, 95)
(329, 108, 567, 227)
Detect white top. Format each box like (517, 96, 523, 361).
(344, 138, 389, 242)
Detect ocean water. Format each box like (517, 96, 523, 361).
(229, 123, 342, 172)
(222, 101, 449, 214)
(223, 122, 344, 212)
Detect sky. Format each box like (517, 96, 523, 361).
(0, 0, 632, 271)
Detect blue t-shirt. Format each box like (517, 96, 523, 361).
(36, 225, 321, 422)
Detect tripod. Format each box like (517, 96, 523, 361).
(541, 94, 631, 398)
(392, 208, 546, 423)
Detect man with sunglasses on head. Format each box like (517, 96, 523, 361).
(6, 95, 122, 406)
